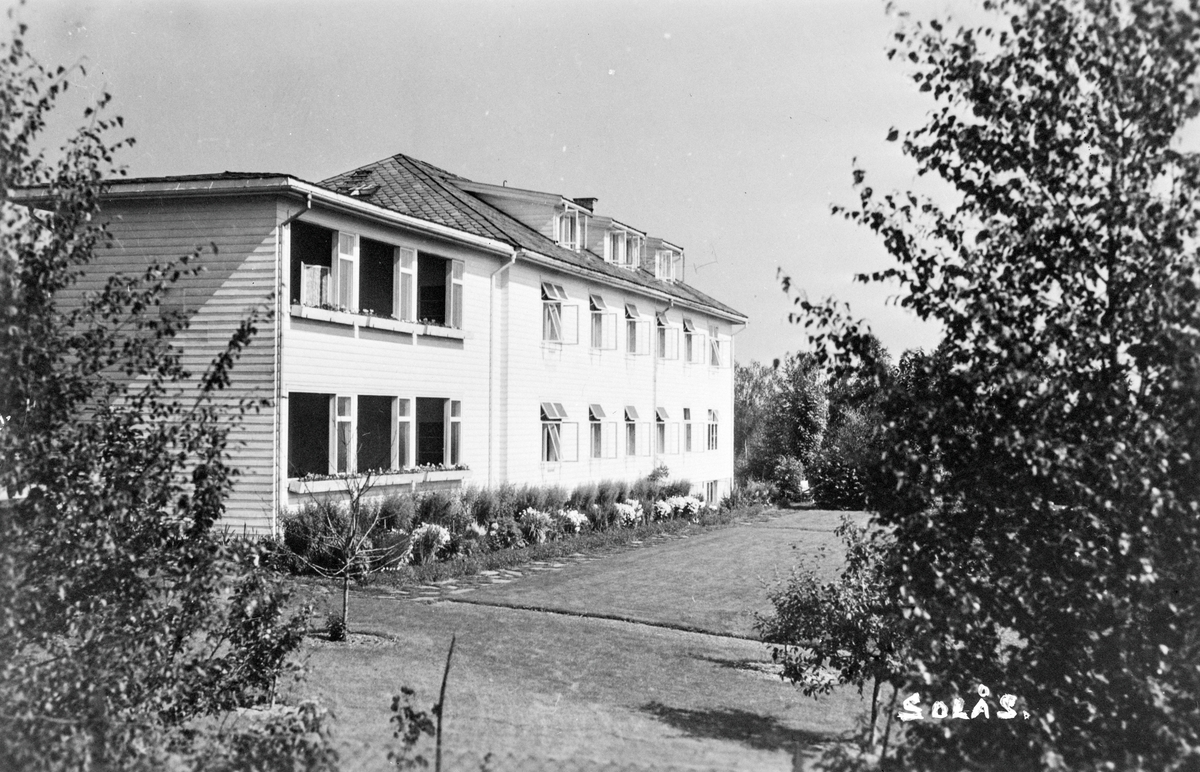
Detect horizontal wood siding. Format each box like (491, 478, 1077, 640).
(500, 261, 735, 499)
(92, 196, 280, 532)
(279, 209, 503, 505)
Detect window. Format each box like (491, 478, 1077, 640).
(288, 393, 456, 476)
(398, 247, 417, 319)
(684, 408, 693, 452)
(418, 253, 462, 327)
(449, 400, 462, 466)
(588, 404, 617, 459)
(684, 318, 706, 364)
(541, 402, 577, 462)
(332, 233, 357, 312)
(589, 294, 617, 350)
(558, 210, 579, 250)
(656, 312, 679, 360)
(291, 221, 333, 308)
(357, 395, 394, 472)
(654, 408, 679, 455)
(625, 303, 650, 355)
(707, 409, 719, 451)
(291, 221, 461, 327)
(397, 398, 411, 468)
(624, 406, 638, 456)
(359, 238, 396, 317)
(607, 232, 626, 266)
(626, 234, 642, 267)
(709, 325, 726, 367)
(705, 480, 718, 503)
(288, 392, 332, 477)
(335, 396, 354, 472)
(655, 250, 681, 282)
(542, 282, 577, 344)
(416, 397, 446, 466)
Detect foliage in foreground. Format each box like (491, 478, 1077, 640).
(0, 16, 318, 769)
(757, 516, 907, 757)
(783, 1, 1200, 768)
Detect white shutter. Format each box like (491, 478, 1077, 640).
(397, 247, 416, 321)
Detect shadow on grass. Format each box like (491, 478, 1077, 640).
(639, 701, 830, 753)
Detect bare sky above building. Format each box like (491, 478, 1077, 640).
(17, 0, 1165, 365)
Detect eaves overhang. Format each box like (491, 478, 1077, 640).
(514, 247, 747, 325)
(12, 174, 520, 258)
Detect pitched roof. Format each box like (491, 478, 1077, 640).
(321, 153, 745, 321)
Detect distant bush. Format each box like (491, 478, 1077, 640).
(771, 456, 807, 504)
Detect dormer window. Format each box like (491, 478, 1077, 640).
(606, 230, 641, 268)
(655, 250, 683, 282)
(557, 210, 579, 250)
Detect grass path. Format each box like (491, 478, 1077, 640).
(292, 508, 868, 771)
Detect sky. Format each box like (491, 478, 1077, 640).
(13, 0, 967, 365)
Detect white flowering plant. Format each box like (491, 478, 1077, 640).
(614, 500, 643, 528)
(665, 495, 703, 522)
(409, 522, 451, 565)
(517, 507, 553, 544)
(555, 508, 589, 534)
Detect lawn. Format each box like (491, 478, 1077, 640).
(289, 508, 869, 771)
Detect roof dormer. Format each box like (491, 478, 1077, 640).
(604, 221, 646, 269)
(646, 238, 684, 283)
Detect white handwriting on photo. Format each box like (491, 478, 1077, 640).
(898, 685, 1031, 722)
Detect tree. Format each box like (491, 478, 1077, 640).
(783, 1, 1200, 768)
(757, 515, 908, 757)
(734, 355, 827, 485)
(288, 473, 412, 640)
(0, 16, 322, 769)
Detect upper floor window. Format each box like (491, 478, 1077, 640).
(656, 312, 679, 360)
(655, 250, 682, 282)
(290, 220, 463, 328)
(683, 318, 706, 364)
(557, 210, 579, 250)
(590, 294, 617, 350)
(625, 303, 650, 356)
(542, 282, 577, 344)
(709, 324, 728, 367)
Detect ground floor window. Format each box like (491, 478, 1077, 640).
(707, 409, 719, 451)
(705, 480, 719, 503)
(684, 408, 693, 452)
(288, 392, 459, 476)
(541, 402, 577, 463)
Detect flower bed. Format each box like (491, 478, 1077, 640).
(274, 475, 718, 576)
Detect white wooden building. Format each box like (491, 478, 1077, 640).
(78, 153, 746, 534)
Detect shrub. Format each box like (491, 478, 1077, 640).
(647, 463, 670, 482)
(409, 523, 451, 565)
(555, 509, 589, 534)
(721, 480, 776, 512)
(595, 479, 628, 508)
(771, 455, 807, 503)
(325, 612, 347, 642)
(662, 478, 693, 497)
(486, 516, 525, 550)
(614, 500, 643, 527)
(516, 507, 553, 544)
(377, 493, 415, 532)
(567, 482, 600, 512)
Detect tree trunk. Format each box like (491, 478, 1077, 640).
(342, 573, 350, 635)
(868, 675, 881, 750)
(435, 635, 457, 772)
(881, 683, 899, 760)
